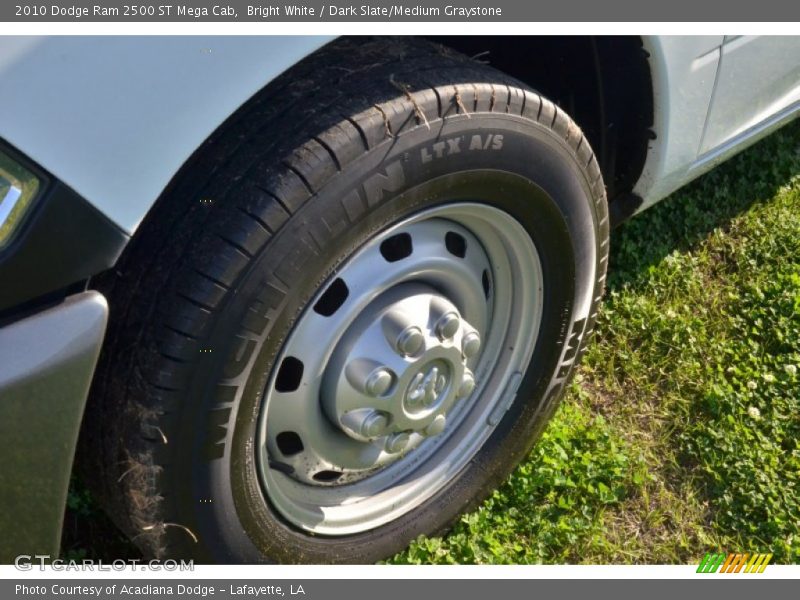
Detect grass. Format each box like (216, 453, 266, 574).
(63, 121, 800, 564)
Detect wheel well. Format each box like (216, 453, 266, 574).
(426, 36, 654, 217)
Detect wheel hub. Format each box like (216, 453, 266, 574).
(323, 284, 479, 458)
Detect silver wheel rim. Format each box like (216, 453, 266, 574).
(256, 203, 543, 535)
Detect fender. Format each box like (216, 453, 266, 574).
(0, 36, 332, 234)
(634, 36, 723, 212)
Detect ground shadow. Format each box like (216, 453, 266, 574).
(607, 119, 800, 293)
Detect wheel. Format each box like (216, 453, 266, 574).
(81, 37, 608, 563)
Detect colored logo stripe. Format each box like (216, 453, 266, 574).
(696, 552, 772, 573)
(697, 553, 725, 573)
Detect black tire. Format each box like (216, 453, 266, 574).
(80, 37, 608, 564)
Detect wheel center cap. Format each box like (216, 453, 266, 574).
(323, 283, 481, 456)
(404, 360, 450, 413)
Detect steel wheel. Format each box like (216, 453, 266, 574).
(256, 203, 543, 534)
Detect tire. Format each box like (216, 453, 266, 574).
(80, 37, 608, 564)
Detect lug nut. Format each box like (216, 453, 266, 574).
(383, 309, 424, 356)
(341, 409, 391, 440)
(424, 415, 447, 437)
(365, 368, 393, 397)
(435, 312, 461, 340)
(457, 370, 476, 399)
(462, 331, 481, 358)
(346, 359, 395, 397)
(385, 432, 410, 454)
(360, 411, 390, 438)
(396, 326, 425, 356)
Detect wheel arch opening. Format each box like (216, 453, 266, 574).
(112, 35, 654, 267)
(424, 36, 655, 225)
